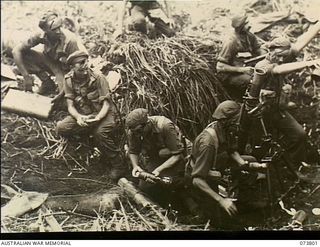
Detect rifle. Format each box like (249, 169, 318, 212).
(136, 171, 172, 185)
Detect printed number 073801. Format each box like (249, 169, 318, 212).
(300, 241, 317, 245)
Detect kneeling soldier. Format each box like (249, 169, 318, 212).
(125, 108, 189, 205)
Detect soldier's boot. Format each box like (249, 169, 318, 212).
(36, 71, 56, 95)
(108, 156, 128, 182)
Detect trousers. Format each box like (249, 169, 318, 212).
(239, 109, 307, 166)
(129, 5, 175, 37)
(56, 114, 123, 167)
(4, 45, 65, 91)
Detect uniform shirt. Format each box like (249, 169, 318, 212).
(217, 31, 261, 66)
(191, 122, 229, 179)
(128, 116, 185, 174)
(19, 28, 87, 66)
(64, 69, 115, 115)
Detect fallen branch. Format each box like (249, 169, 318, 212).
(40, 206, 63, 232)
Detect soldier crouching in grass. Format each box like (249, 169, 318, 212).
(56, 51, 127, 181)
(187, 101, 267, 229)
(116, 0, 175, 38)
(125, 108, 191, 207)
(10, 11, 87, 103)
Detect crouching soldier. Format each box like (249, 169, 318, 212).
(116, 0, 175, 38)
(187, 101, 266, 226)
(125, 108, 190, 206)
(56, 51, 127, 181)
(216, 14, 265, 101)
(10, 11, 87, 101)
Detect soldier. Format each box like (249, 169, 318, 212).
(245, 36, 320, 174)
(125, 108, 189, 204)
(216, 14, 265, 101)
(116, 0, 175, 38)
(11, 11, 87, 100)
(56, 51, 127, 181)
(188, 100, 265, 218)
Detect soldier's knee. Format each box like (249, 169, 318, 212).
(129, 17, 147, 33)
(56, 121, 69, 136)
(92, 126, 112, 140)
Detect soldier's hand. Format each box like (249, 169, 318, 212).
(85, 115, 100, 123)
(51, 91, 64, 106)
(240, 67, 254, 75)
(132, 165, 143, 177)
(167, 19, 175, 29)
(23, 74, 34, 92)
(219, 198, 237, 216)
(76, 116, 88, 127)
(152, 169, 160, 177)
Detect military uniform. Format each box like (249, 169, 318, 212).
(15, 28, 87, 92)
(217, 30, 261, 99)
(128, 115, 188, 202)
(128, 0, 174, 37)
(56, 69, 123, 171)
(247, 50, 307, 166)
(188, 101, 260, 226)
(128, 116, 186, 175)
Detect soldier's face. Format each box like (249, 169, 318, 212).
(130, 122, 150, 135)
(222, 113, 241, 132)
(46, 27, 62, 41)
(243, 22, 251, 32)
(271, 48, 290, 63)
(72, 58, 89, 76)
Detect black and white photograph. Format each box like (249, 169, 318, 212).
(1, 0, 320, 237)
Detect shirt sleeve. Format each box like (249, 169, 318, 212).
(162, 122, 184, 155)
(19, 32, 43, 50)
(217, 36, 238, 64)
(63, 78, 75, 100)
(249, 33, 262, 56)
(191, 142, 216, 179)
(96, 74, 112, 102)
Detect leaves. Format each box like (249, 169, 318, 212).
(109, 34, 228, 138)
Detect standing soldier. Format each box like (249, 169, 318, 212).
(245, 22, 320, 175)
(11, 11, 87, 101)
(116, 0, 175, 38)
(216, 14, 265, 101)
(56, 51, 127, 181)
(125, 108, 189, 204)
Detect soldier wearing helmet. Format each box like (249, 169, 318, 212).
(244, 30, 320, 174)
(11, 11, 87, 100)
(56, 51, 127, 181)
(125, 108, 190, 204)
(216, 14, 266, 101)
(188, 100, 265, 219)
